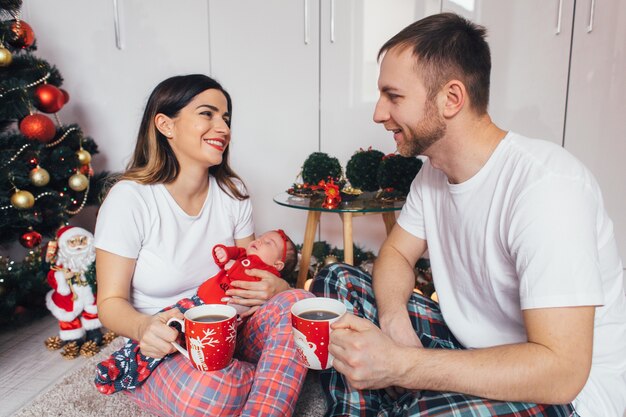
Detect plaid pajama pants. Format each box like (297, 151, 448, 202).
(312, 263, 579, 417)
(126, 289, 314, 417)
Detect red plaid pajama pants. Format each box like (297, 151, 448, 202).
(312, 263, 579, 417)
(126, 289, 314, 417)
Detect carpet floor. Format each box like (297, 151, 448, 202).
(13, 337, 326, 417)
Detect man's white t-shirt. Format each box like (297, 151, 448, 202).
(94, 177, 254, 315)
(397, 132, 626, 417)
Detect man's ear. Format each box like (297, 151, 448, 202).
(441, 79, 466, 118)
(155, 113, 174, 138)
(274, 260, 285, 271)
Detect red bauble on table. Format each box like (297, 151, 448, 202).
(20, 230, 43, 249)
(34, 84, 65, 113)
(19, 114, 56, 142)
(8, 20, 35, 48)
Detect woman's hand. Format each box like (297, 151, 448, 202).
(137, 308, 184, 359)
(222, 268, 290, 317)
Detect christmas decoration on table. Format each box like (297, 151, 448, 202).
(376, 153, 423, 200)
(301, 152, 342, 186)
(319, 178, 341, 209)
(287, 181, 317, 198)
(339, 185, 362, 201)
(345, 147, 385, 192)
(43, 226, 111, 358)
(0, 1, 107, 325)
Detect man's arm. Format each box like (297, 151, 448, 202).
(331, 304, 594, 404)
(373, 225, 427, 347)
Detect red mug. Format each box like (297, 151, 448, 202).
(167, 304, 237, 372)
(291, 297, 346, 370)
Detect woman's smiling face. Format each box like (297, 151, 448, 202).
(166, 88, 231, 169)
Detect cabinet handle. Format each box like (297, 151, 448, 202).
(555, 0, 563, 35)
(587, 0, 596, 33)
(330, 0, 335, 43)
(304, 0, 310, 45)
(113, 0, 123, 50)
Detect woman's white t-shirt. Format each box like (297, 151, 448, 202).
(94, 177, 254, 315)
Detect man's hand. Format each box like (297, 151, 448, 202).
(330, 313, 410, 391)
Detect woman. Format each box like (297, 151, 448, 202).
(94, 74, 311, 416)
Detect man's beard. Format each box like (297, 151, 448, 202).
(397, 100, 446, 157)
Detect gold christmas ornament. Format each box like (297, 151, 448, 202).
(68, 173, 88, 191)
(0, 46, 12, 67)
(29, 166, 50, 187)
(323, 255, 339, 266)
(11, 189, 35, 209)
(76, 148, 91, 165)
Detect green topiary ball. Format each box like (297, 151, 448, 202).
(302, 152, 342, 185)
(346, 148, 385, 192)
(377, 154, 423, 195)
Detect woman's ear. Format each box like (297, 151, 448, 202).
(155, 113, 174, 138)
(274, 260, 285, 271)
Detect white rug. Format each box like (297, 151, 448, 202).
(13, 338, 325, 417)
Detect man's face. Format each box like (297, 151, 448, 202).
(373, 47, 446, 157)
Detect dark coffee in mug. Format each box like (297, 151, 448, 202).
(194, 314, 230, 323)
(298, 310, 340, 321)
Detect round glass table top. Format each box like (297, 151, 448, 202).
(273, 192, 405, 214)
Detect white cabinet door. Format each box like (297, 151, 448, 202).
(442, 0, 575, 145)
(319, 0, 440, 250)
(208, 0, 320, 242)
(23, 0, 212, 174)
(563, 0, 626, 266)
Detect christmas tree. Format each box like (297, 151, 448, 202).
(0, 0, 105, 326)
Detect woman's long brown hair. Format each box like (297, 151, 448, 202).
(120, 74, 248, 200)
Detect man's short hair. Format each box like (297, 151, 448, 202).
(379, 13, 491, 114)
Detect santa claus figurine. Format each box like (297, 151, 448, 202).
(46, 225, 103, 348)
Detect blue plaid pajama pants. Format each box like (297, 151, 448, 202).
(311, 263, 579, 417)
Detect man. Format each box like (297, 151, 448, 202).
(312, 13, 626, 417)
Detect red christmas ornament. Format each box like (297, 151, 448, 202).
(20, 230, 43, 248)
(79, 164, 94, 175)
(34, 84, 65, 113)
(19, 114, 56, 143)
(60, 88, 70, 104)
(8, 20, 35, 49)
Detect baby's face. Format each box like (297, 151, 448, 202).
(247, 231, 284, 266)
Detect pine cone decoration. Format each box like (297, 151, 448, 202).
(79, 340, 100, 357)
(44, 336, 64, 351)
(301, 152, 342, 185)
(346, 148, 384, 192)
(60, 341, 80, 360)
(101, 330, 117, 346)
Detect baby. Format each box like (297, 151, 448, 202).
(95, 229, 298, 394)
(197, 229, 297, 314)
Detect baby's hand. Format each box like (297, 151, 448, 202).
(214, 247, 228, 263)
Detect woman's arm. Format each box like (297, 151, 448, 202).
(96, 248, 182, 358)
